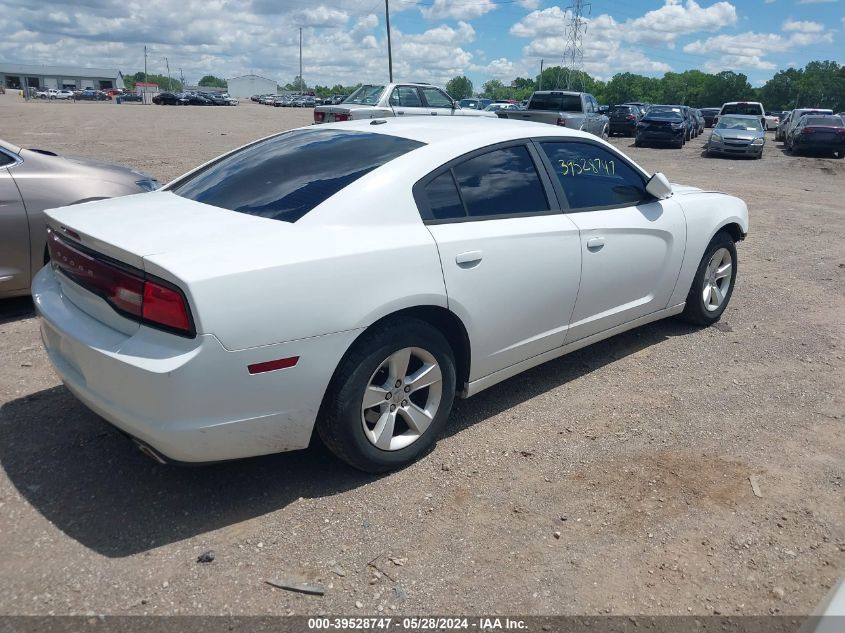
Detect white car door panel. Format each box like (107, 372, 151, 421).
(0, 165, 30, 293)
(429, 216, 581, 380)
(535, 138, 687, 343)
(565, 199, 686, 342)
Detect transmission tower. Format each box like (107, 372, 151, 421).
(562, 0, 590, 90)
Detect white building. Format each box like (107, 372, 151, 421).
(0, 63, 124, 91)
(226, 74, 277, 98)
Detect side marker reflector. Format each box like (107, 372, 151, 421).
(248, 356, 299, 375)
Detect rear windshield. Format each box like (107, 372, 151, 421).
(529, 93, 582, 111)
(344, 85, 385, 105)
(646, 107, 683, 119)
(721, 103, 763, 116)
(171, 129, 424, 222)
(804, 116, 843, 126)
(611, 106, 635, 114)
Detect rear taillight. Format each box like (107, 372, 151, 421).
(626, 114, 636, 120)
(556, 117, 567, 126)
(836, 129, 845, 136)
(313, 111, 325, 123)
(801, 128, 816, 135)
(47, 228, 195, 337)
(334, 113, 351, 122)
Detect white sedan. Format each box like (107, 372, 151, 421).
(33, 118, 748, 472)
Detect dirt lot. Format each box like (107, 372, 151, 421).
(0, 93, 843, 617)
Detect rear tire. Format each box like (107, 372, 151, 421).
(679, 232, 738, 326)
(317, 318, 457, 473)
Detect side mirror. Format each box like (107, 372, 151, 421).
(646, 172, 673, 200)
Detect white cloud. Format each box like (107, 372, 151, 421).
(470, 57, 517, 80)
(420, 0, 497, 21)
(517, 0, 541, 9)
(782, 18, 824, 32)
(683, 30, 833, 72)
(620, 0, 737, 45)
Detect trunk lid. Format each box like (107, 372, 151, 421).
(313, 104, 392, 122)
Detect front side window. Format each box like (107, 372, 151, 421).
(390, 87, 422, 107)
(452, 145, 548, 218)
(421, 87, 453, 109)
(540, 142, 647, 211)
(171, 129, 423, 222)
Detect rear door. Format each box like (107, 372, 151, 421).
(417, 142, 581, 380)
(0, 150, 30, 293)
(388, 85, 428, 118)
(535, 139, 686, 342)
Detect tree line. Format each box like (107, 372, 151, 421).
(449, 60, 845, 112)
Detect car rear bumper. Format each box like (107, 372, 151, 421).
(793, 139, 845, 152)
(33, 265, 361, 463)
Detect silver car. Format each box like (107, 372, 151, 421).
(0, 139, 158, 298)
(706, 114, 765, 159)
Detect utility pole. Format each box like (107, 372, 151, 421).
(539, 59, 544, 91)
(299, 27, 303, 95)
(385, 0, 394, 82)
(143, 45, 148, 104)
(165, 56, 172, 92)
(179, 68, 184, 87)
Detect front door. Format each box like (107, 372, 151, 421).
(417, 143, 581, 380)
(535, 139, 686, 342)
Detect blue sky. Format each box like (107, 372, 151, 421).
(0, 0, 842, 87)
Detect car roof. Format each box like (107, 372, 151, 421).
(315, 117, 596, 145)
(719, 114, 761, 119)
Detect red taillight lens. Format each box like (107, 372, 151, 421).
(801, 128, 815, 135)
(556, 117, 567, 126)
(835, 129, 845, 136)
(626, 114, 636, 120)
(334, 113, 351, 122)
(143, 281, 191, 332)
(313, 111, 324, 123)
(47, 229, 194, 336)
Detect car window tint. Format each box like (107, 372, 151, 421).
(424, 171, 465, 220)
(540, 142, 647, 211)
(530, 93, 582, 111)
(0, 151, 14, 167)
(171, 129, 424, 223)
(421, 88, 453, 109)
(721, 104, 763, 116)
(452, 145, 548, 218)
(391, 87, 422, 107)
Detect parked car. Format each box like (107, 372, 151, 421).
(121, 92, 143, 102)
(781, 108, 835, 144)
(691, 109, 705, 136)
(706, 114, 765, 159)
(636, 106, 689, 148)
(483, 103, 518, 112)
(74, 89, 110, 101)
(764, 111, 781, 131)
(330, 94, 349, 105)
(495, 90, 608, 138)
(608, 105, 641, 136)
(608, 104, 641, 137)
(700, 107, 721, 128)
(179, 93, 214, 106)
(717, 101, 766, 130)
(32, 118, 747, 472)
(786, 115, 845, 158)
(458, 98, 492, 110)
(621, 102, 649, 117)
(152, 91, 180, 105)
(313, 83, 494, 123)
(0, 138, 159, 299)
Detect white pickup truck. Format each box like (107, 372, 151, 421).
(313, 83, 496, 124)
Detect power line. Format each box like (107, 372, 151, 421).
(563, 0, 590, 90)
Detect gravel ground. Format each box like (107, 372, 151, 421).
(0, 94, 843, 617)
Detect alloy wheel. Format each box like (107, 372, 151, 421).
(361, 347, 443, 451)
(702, 247, 732, 312)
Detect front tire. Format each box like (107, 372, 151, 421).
(317, 318, 457, 473)
(680, 232, 737, 326)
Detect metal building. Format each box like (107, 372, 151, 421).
(0, 63, 124, 91)
(226, 74, 277, 98)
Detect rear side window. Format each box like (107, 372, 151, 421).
(540, 141, 647, 211)
(391, 87, 422, 107)
(0, 151, 15, 167)
(171, 129, 423, 222)
(453, 145, 548, 218)
(421, 87, 453, 109)
(424, 172, 465, 220)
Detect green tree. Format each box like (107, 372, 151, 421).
(198, 75, 227, 88)
(125, 71, 181, 92)
(445, 75, 473, 100)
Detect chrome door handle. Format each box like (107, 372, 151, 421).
(455, 250, 482, 267)
(586, 237, 605, 250)
(397, 111, 405, 115)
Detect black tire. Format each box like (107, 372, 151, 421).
(634, 138, 643, 147)
(317, 318, 457, 473)
(679, 231, 738, 326)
